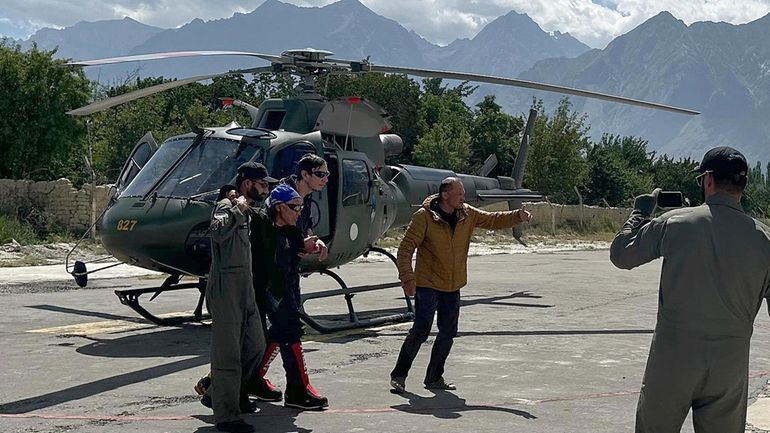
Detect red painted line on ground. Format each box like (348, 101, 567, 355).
(3, 371, 768, 422)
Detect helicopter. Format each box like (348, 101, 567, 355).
(64, 48, 699, 333)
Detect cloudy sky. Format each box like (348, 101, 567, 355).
(2, 0, 770, 48)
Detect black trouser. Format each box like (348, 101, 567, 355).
(391, 286, 460, 384)
(267, 285, 307, 389)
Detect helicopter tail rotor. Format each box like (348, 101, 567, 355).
(508, 108, 538, 245)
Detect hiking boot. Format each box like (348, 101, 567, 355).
(424, 378, 456, 390)
(247, 378, 283, 402)
(284, 386, 329, 410)
(390, 377, 406, 393)
(215, 419, 255, 433)
(194, 375, 211, 395)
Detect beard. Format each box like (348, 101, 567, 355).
(246, 186, 266, 201)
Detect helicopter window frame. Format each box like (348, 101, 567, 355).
(152, 136, 264, 200)
(341, 159, 371, 207)
(120, 137, 194, 198)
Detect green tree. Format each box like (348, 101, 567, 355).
(469, 95, 523, 176)
(524, 97, 590, 203)
(585, 134, 653, 206)
(744, 161, 770, 218)
(651, 155, 701, 206)
(0, 42, 90, 181)
(412, 80, 474, 172)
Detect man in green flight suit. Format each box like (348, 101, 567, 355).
(610, 146, 770, 433)
(205, 162, 276, 433)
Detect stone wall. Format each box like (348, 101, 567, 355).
(0, 178, 633, 233)
(0, 178, 113, 231)
(485, 201, 632, 232)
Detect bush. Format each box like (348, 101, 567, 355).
(0, 215, 39, 245)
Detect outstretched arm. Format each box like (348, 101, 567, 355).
(397, 211, 428, 296)
(469, 206, 528, 230)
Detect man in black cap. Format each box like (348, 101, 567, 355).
(204, 161, 277, 433)
(610, 146, 770, 433)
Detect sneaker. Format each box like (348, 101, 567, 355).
(424, 378, 456, 390)
(284, 387, 329, 410)
(390, 377, 406, 393)
(215, 419, 255, 433)
(194, 375, 211, 395)
(247, 378, 283, 402)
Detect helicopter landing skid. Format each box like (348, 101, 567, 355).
(299, 247, 414, 334)
(114, 277, 209, 326)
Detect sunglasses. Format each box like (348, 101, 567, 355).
(695, 171, 712, 187)
(285, 203, 304, 212)
(312, 171, 330, 179)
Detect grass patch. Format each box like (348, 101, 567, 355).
(0, 215, 40, 245)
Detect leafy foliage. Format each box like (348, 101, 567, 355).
(0, 41, 90, 181)
(525, 98, 591, 203)
(2, 41, 770, 218)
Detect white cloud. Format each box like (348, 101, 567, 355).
(1, 0, 769, 47)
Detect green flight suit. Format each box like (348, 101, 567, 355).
(206, 198, 266, 424)
(610, 192, 770, 433)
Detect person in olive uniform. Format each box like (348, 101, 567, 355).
(610, 146, 770, 433)
(251, 184, 329, 410)
(205, 162, 276, 433)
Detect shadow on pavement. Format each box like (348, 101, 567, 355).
(391, 389, 536, 420)
(192, 404, 313, 433)
(76, 325, 209, 358)
(0, 356, 207, 414)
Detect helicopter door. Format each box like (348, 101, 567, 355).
(334, 156, 374, 259)
(115, 132, 158, 194)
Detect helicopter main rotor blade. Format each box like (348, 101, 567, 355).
(66, 50, 284, 67)
(67, 67, 273, 116)
(357, 64, 699, 116)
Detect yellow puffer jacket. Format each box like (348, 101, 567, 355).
(397, 194, 525, 292)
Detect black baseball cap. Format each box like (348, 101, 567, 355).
(692, 146, 748, 177)
(237, 162, 278, 183)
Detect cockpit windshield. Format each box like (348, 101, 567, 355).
(120, 135, 264, 201)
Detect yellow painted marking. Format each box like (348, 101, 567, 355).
(27, 312, 196, 335)
(28, 312, 410, 339)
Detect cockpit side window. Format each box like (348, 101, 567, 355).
(271, 142, 318, 180)
(341, 159, 371, 207)
(121, 137, 191, 198)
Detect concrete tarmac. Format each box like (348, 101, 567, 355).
(1, 250, 769, 433)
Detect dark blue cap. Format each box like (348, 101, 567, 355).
(269, 184, 301, 204)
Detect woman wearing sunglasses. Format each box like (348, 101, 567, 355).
(249, 184, 329, 410)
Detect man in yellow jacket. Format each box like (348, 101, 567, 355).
(390, 177, 532, 392)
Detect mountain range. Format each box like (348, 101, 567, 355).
(11, 0, 770, 163)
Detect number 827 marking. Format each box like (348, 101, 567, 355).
(117, 220, 138, 231)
